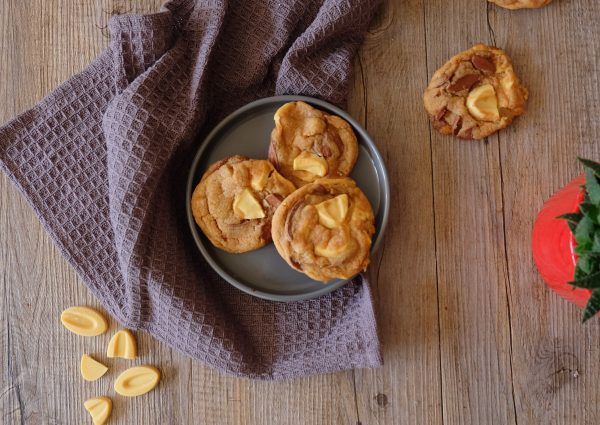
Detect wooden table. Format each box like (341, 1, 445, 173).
(2, 1, 599, 424)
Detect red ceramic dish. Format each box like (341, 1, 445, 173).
(532, 175, 592, 309)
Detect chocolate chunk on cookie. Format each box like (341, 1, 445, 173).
(191, 156, 296, 253)
(268, 101, 358, 187)
(271, 178, 375, 283)
(489, 0, 551, 9)
(423, 44, 528, 140)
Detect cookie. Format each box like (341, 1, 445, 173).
(191, 156, 296, 253)
(268, 101, 358, 187)
(271, 178, 375, 282)
(489, 0, 551, 9)
(423, 44, 528, 140)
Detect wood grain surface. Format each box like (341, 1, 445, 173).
(1, 0, 599, 424)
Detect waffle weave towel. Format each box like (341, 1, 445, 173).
(0, 0, 382, 379)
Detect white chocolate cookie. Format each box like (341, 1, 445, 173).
(191, 156, 296, 253)
(271, 178, 375, 282)
(268, 102, 358, 187)
(423, 44, 528, 140)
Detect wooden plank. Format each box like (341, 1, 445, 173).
(347, 1, 443, 424)
(424, 1, 517, 424)
(4, 0, 600, 424)
(488, 2, 600, 423)
(0, 1, 359, 424)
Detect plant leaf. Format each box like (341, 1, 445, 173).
(593, 233, 600, 252)
(579, 202, 600, 222)
(575, 241, 592, 256)
(558, 212, 583, 223)
(582, 289, 600, 322)
(575, 216, 595, 246)
(577, 254, 600, 275)
(591, 255, 600, 274)
(568, 221, 578, 232)
(574, 263, 587, 280)
(578, 255, 593, 274)
(570, 270, 600, 289)
(579, 157, 600, 175)
(585, 168, 600, 205)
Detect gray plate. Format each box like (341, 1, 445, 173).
(186, 95, 390, 301)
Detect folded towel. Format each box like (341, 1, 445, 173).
(0, 0, 382, 379)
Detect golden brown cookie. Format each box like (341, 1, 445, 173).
(423, 44, 528, 140)
(489, 0, 551, 9)
(191, 156, 296, 253)
(271, 178, 375, 283)
(268, 101, 358, 187)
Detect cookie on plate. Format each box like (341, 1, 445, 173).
(271, 177, 375, 282)
(191, 156, 296, 253)
(268, 101, 358, 187)
(488, 0, 551, 9)
(423, 44, 528, 140)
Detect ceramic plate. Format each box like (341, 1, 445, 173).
(186, 95, 389, 301)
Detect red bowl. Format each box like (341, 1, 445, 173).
(532, 175, 592, 309)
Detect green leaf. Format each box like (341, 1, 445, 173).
(570, 270, 600, 289)
(593, 233, 600, 252)
(558, 212, 583, 223)
(568, 221, 578, 233)
(579, 202, 600, 222)
(575, 241, 592, 256)
(582, 289, 600, 322)
(574, 263, 586, 280)
(585, 168, 600, 205)
(575, 216, 595, 246)
(578, 255, 593, 274)
(579, 157, 600, 175)
(577, 254, 600, 275)
(591, 255, 600, 274)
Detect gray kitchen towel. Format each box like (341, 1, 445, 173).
(0, 0, 382, 379)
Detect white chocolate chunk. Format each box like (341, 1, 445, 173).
(107, 329, 137, 359)
(466, 84, 499, 122)
(315, 194, 349, 229)
(84, 396, 112, 425)
(80, 354, 109, 381)
(60, 306, 108, 337)
(114, 365, 161, 397)
(233, 188, 265, 219)
(293, 151, 328, 177)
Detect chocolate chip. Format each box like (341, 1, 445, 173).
(432, 119, 447, 130)
(268, 140, 279, 168)
(285, 200, 305, 239)
(471, 55, 496, 74)
(313, 142, 332, 158)
(311, 184, 328, 195)
(434, 106, 447, 121)
(290, 258, 303, 271)
(459, 127, 474, 140)
(323, 128, 344, 158)
(260, 220, 272, 242)
(265, 193, 283, 209)
(451, 116, 463, 135)
(447, 74, 480, 94)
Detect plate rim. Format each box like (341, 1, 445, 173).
(186, 95, 390, 302)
